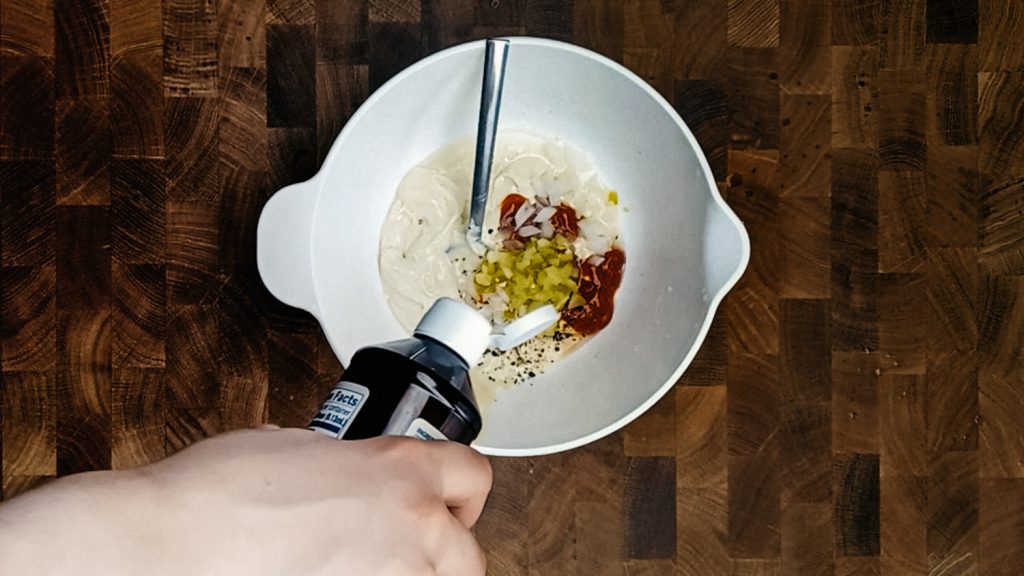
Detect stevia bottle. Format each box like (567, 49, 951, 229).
(309, 297, 556, 444)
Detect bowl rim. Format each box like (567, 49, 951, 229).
(309, 36, 751, 456)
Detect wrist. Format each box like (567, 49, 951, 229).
(0, 468, 174, 575)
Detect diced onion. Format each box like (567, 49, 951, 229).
(539, 220, 555, 238)
(514, 202, 534, 229)
(519, 225, 542, 237)
(534, 206, 557, 223)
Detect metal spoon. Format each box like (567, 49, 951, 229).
(467, 38, 510, 253)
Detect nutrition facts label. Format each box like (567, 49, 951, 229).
(308, 381, 370, 439)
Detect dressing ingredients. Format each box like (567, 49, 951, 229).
(379, 130, 624, 391)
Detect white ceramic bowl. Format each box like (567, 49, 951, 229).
(257, 37, 749, 456)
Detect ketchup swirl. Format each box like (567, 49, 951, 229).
(499, 194, 580, 241)
(563, 249, 626, 336)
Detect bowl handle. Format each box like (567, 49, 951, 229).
(704, 198, 751, 299)
(257, 179, 320, 314)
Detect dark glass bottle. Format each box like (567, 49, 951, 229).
(308, 335, 482, 444)
(309, 298, 493, 444)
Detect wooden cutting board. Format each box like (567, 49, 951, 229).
(2, 0, 1023, 573)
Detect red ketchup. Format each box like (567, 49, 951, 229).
(563, 248, 626, 336)
(498, 193, 527, 231)
(499, 194, 580, 242)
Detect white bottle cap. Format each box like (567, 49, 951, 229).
(414, 298, 560, 366)
(414, 298, 493, 366)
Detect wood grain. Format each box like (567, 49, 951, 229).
(673, 0, 726, 80)
(2, 1, 1023, 573)
(728, 0, 779, 48)
(315, 62, 367, 163)
(877, 171, 926, 272)
(877, 272, 926, 370)
(268, 0, 314, 25)
(832, 351, 880, 454)
(267, 24, 315, 127)
(623, 387, 676, 456)
(1, 161, 56, 267)
(927, 0, 978, 44)
(625, 456, 676, 559)
(879, 373, 926, 477)
(164, 97, 220, 201)
(111, 49, 164, 159)
(928, 450, 978, 568)
(162, 0, 217, 96)
(979, 479, 1024, 574)
(475, 457, 529, 575)
(831, 147, 879, 351)
(831, 47, 879, 148)
(925, 45, 978, 147)
(1, 0, 56, 57)
(1, 371, 56, 481)
(577, 434, 626, 573)
(1, 266, 56, 372)
(55, 97, 110, 205)
(926, 145, 978, 247)
(777, 197, 830, 297)
(218, 65, 268, 274)
(979, 0, 1024, 72)
(880, 473, 926, 573)
(528, 451, 577, 574)
(218, 0, 265, 69)
(880, 0, 924, 72)
(781, 503, 831, 575)
(778, 94, 830, 198)
(111, 367, 164, 468)
(834, 453, 880, 557)
(55, 205, 112, 475)
(0, 56, 56, 160)
(166, 201, 219, 305)
(111, 159, 165, 264)
(832, 0, 880, 46)
(877, 70, 927, 171)
(779, 0, 829, 94)
(112, 263, 165, 369)
(54, 0, 110, 98)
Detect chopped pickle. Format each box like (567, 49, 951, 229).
(474, 235, 579, 321)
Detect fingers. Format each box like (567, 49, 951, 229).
(327, 436, 493, 528)
(431, 516, 487, 576)
(428, 442, 493, 528)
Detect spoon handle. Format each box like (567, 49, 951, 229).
(468, 38, 510, 243)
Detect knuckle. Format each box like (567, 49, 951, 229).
(474, 452, 494, 490)
(378, 436, 429, 464)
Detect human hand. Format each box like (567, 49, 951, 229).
(0, 428, 493, 576)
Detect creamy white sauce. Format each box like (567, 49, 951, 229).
(379, 130, 620, 393)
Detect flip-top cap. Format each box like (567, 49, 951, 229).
(414, 298, 493, 366)
(415, 298, 561, 366)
